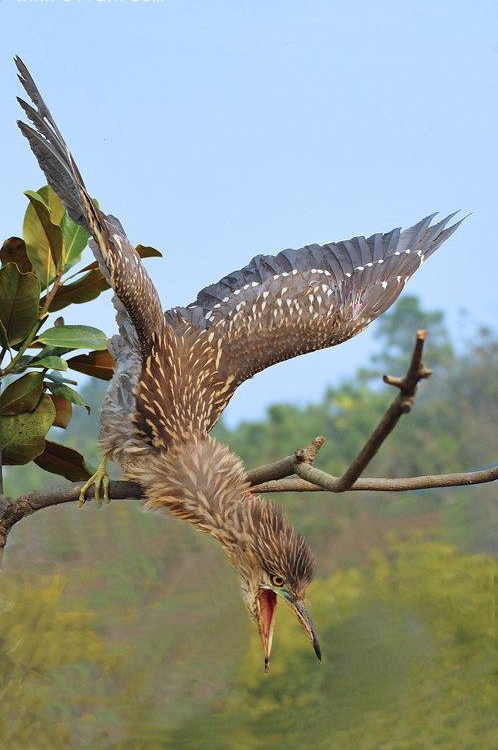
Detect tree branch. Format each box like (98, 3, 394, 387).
(246, 436, 325, 485)
(251, 464, 498, 494)
(2, 331, 498, 556)
(0, 481, 143, 553)
(325, 329, 431, 491)
(250, 330, 497, 494)
(0, 379, 3, 497)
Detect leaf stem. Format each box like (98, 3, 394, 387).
(40, 270, 64, 317)
(59, 265, 90, 284)
(0, 271, 64, 378)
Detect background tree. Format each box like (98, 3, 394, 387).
(369, 293, 454, 376)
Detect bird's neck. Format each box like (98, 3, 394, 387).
(126, 435, 252, 547)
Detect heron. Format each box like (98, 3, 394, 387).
(15, 57, 463, 671)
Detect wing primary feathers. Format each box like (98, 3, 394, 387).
(15, 56, 164, 357)
(172, 212, 464, 327)
(15, 56, 65, 139)
(164, 212, 465, 432)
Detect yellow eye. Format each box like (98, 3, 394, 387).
(271, 575, 285, 588)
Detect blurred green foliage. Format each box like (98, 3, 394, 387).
(3, 295, 498, 748)
(0, 573, 115, 749)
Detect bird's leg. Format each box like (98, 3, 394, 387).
(78, 456, 110, 508)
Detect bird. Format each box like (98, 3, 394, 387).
(15, 56, 463, 672)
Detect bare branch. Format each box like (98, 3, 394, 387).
(246, 436, 325, 485)
(0, 480, 143, 553)
(327, 329, 431, 492)
(252, 464, 498, 494)
(249, 330, 497, 495)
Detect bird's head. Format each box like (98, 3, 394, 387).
(230, 497, 320, 672)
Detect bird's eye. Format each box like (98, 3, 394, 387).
(271, 574, 285, 587)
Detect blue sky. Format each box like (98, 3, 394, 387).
(1, 0, 497, 425)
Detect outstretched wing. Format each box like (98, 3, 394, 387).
(15, 58, 235, 453)
(15, 56, 163, 358)
(167, 213, 463, 427)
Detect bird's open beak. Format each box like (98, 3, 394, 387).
(257, 589, 321, 672)
(257, 589, 278, 673)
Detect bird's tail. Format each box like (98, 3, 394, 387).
(15, 56, 165, 357)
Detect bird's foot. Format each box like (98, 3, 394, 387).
(79, 457, 110, 508)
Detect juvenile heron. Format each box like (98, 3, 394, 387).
(15, 57, 462, 671)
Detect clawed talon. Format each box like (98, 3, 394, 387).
(79, 457, 110, 508)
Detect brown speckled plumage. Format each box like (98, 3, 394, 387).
(127, 434, 314, 593)
(16, 56, 462, 666)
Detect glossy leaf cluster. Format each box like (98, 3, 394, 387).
(0, 185, 161, 480)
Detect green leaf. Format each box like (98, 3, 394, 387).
(0, 263, 40, 346)
(8, 356, 36, 374)
(0, 237, 32, 273)
(61, 213, 89, 269)
(0, 372, 44, 415)
(36, 185, 65, 224)
(31, 356, 68, 371)
(49, 394, 73, 428)
(67, 349, 115, 381)
(45, 370, 77, 385)
(24, 190, 64, 280)
(135, 244, 163, 258)
(48, 383, 91, 413)
(44, 270, 109, 313)
(1, 393, 55, 465)
(36, 324, 107, 350)
(22, 185, 88, 276)
(22, 205, 56, 290)
(10, 347, 74, 373)
(31, 345, 74, 360)
(34, 440, 94, 482)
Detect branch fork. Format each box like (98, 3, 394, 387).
(249, 331, 498, 495)
(383, 329, 432, 412)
